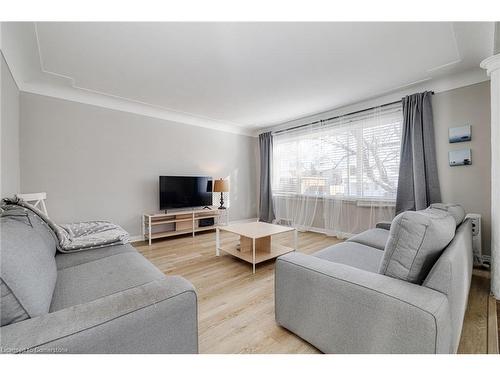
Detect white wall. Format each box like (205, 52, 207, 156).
(1, 53, 20, 197)
(494, 22, 500, 54)
(19, 92, 258, 237)
(433, 81, 491, 254)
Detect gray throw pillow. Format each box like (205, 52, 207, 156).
(379, 208, 456, 284)
(429, 203, 466, 227)
(1, 279, 30, 326)
(0, 214, 57, 326)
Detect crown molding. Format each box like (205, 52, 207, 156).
(255, 67, 490, 136)
(29, 24, 255, 137)
(2, 22, 256, 137)
(20, 81, 255, 137)
(4, 22, 492, 139)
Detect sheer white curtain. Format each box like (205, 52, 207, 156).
(272, 104, 402, 238)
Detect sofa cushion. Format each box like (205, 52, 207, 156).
(430, 203, 466, 227)
(0, 214, 57, 326)
(55, 244, 136, 270)
(313, 242, 384, 273)
(50, 250, 165, 312)
(346, 228, 389, 250)
(379, 208, 456, 284)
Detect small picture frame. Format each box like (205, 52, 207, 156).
(449, 149, 471, 166)
(449, 125, 471, 143)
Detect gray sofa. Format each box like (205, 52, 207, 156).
(275, 204, 473, 354)
(0, 209, 198, 354)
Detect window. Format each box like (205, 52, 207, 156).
(272, 104, 403, 201)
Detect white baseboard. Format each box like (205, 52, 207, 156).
(275, 220, 351, 239)
(129, 235, 144, 243)
(301, 226, 352, 239)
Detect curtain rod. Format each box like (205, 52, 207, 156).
(272, 91, 434, 135)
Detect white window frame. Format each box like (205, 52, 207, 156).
(271, 104, 403, 204)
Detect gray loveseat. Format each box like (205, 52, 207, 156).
(0, 208, 198, 354)
(275, 204, 473, 354)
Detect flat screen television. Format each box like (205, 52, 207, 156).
(159, 176, 212, 210)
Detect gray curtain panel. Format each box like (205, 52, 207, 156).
(259, 132, 275, 223)
(396, 91, 441, 214)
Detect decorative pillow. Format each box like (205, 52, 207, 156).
(378, 208, 456, 284)
(1, 205, 58, 255)
(0, 279, 29, 326)
(0, 214, 57, 326)
(430, 203, 466, 227)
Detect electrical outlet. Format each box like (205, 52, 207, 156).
(470, 218, 479, 235)
(465, 213, 482, 266)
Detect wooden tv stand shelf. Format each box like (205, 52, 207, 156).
(143, 207, 223, 245)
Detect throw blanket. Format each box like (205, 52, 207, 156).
(1, 198, 130, 252)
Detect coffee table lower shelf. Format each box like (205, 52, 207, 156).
(216, 222, 298, 273)
(218, 243, 294, 265)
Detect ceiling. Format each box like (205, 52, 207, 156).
(1, 22, 495, 135)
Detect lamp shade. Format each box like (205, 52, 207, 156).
(213, 179, 229, 192)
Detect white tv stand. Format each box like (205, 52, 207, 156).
(142, 207, 224, 245)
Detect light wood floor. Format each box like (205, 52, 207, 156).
(135, 230, 493, 354)
(457, 268, 494, 353)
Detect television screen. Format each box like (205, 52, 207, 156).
(159, 176, 212, 210)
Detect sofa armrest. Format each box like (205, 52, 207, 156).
(375, 221, 392, 230)
(275, 253, 452, 353)
(0, 277, 198, 354)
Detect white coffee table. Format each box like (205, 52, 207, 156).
(216, 221, 297, 273)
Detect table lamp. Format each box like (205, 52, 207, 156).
(213, 178, 229, 209)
